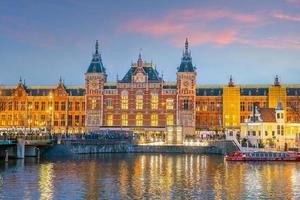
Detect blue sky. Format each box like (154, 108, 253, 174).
(0, 0, 300, 86)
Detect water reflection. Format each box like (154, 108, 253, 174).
(0, 154, 299, 199)
(39, 163, 54, 200)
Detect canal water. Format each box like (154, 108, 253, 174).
(0, 154, 299, 200)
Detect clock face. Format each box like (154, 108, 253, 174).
(90, 80, 98, 90)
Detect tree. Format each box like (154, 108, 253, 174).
(258, 140, 265, 148)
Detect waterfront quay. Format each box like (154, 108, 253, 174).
(0, 131, 238, 161)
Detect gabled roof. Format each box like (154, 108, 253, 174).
(86, 40, 106, 74)
(119, 66, 161, 83)
(120, 54, 162, 83)
(177, 38, 196, 73)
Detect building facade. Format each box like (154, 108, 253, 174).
(0, 39, 299, 139)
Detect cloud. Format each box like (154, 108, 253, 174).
(165, 8, 259, 23)
(272, 11, 300, 22)
(122, 7, 300, 51)
(238, 37, 300, 50)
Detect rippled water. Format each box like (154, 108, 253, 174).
(0, 154, 300, 200)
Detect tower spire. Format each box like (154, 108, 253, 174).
(137, 49, 143, 68)
(18, 77, 22, 86)
(228, 75, 234, 87)
(274, 75, 280, 86)
(95, 40, 99, 55)
(185, 38, 189, 54)
(59, 76, 63, 85)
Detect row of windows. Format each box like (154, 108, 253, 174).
(0, 114, 85, 127)
(241, 101, 268, 112)
(106, 114, 174, 127)
(110, 96, 174, 110)
(0, 101, 85, 111)
(196, 101, 222, 112)
(247, 129, 284, 137)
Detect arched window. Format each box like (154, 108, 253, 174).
(121, 90, 128, 110)
(136, 113, 143, 126)
(151, 93, 158, 110)
(136, 90, 143, 110)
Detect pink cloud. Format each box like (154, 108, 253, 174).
(166, 8, 259, 23)
(123, 20, 186, 36)
(238, 37, 300, 50)
(272, 11, 300, 22)
(170, 29, 239, 47)
(122, 7, 300, 51)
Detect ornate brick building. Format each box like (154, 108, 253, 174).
(0, 39, 299, 136)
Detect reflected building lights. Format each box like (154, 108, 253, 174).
(39, 163, 54, 200)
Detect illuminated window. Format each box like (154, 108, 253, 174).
(61, 102, 66, 111)
(121, 91, 128, 110)
(68, 101, 73, 111)
(54, 102, 59, 111)
(240, 102, 245, 111)
(75, 101, 80, 111)
(41, 102, 46, 111)
(203, 101, 207, 111)
(107, 114, 113, 126)
(14, 101, 18, 111)
(121, 113, 128, 126)
(136, 113, 143, 126)
(105, 98, 113, 109)
(151, 94, 158, 110)
(75, 115, 80, 126)
(248, 102, 253, 111)
(166, 114, 174, 126)
(91, 99, 97, 110)
(136, 95, 143, 110)
(151, 114, 158, 126)
(166, 99, 174, 110)
(217, 101, 222, 111)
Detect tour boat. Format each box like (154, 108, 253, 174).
(225, 151, 300, 162)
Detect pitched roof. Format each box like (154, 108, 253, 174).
(119, 66, 161, 83)
(86, 41, 106, 74)
(260, 108, 276, 122)
(177, 38, 196, 73)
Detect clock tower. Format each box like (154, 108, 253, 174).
(85, 40, 107, 132)
(176, 38, 197, 135)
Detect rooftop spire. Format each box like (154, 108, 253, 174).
(18, 77, 22, 86)
(228, 75, 234, 87)
(137, 49, 143, 68)
(178, 38, 195, 72)
(274, 75, 280, 86)
(95, 40, 99, 55)
(185, 37, 189, 54)
(59, 76, 63, 85)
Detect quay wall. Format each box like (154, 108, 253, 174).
(44, 140, 238, 157)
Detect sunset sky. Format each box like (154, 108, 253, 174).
(0, 0, 300, 86)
